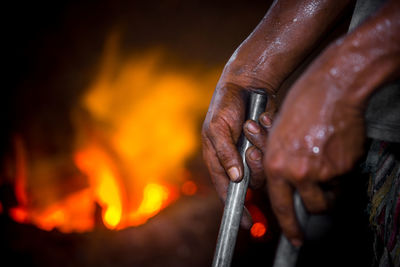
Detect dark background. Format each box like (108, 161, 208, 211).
(1, 0, 373, 266)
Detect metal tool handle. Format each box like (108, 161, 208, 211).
(212, 91, 267, 267)
(272, 192, 309, 267)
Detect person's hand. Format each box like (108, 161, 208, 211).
(244, 42, 369, 246)
(201, 82, 275, 228)
(201, 0, 362, 231)
(243, 0, 399, 246)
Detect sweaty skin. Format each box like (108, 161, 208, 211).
(244, 0, 400, 246)
(202, 0, 400, 245)
(202, 0, 352, 228)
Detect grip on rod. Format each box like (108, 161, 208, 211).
(212, 91, 267, 267)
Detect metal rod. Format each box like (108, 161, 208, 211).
(212, 91, 267, 267)
(272, 192, 309, 267)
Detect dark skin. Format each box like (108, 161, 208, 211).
(202, 0, 400, 247)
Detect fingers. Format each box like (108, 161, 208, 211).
(206, 117, 244, 182)
(243, 112, 272, 149)
(267, 176, 304, 247)
(202, 137, 230, 202)
(244, 120, 267, 149)
(245, 146, 265, 189)
(203, 135, 254, 229)
(265, 96, 278, 118)
(259, 112, 273, 129)
(243, 122, 265, 189)
(243, 112, 273, 189)
(297, 182, 329, 213)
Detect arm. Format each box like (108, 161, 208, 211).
(244, 0, 399, 244)
(219, 0, 353, 93)
(202, 0, 352, 227)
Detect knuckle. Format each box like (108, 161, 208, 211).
(291, 167, 308, 182)
(215, 148, 235, 167)
(265, 153, 284, 175)
(208, 117, 228, 137)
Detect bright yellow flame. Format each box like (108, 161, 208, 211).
(74, 146, 124, 229)
(104, 206, 121, 228)
(137, 184, 169, 214)
(128, 183, 170, 226)
(98, 169, 122, 229)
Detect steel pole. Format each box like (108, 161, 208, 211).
(212, 91, 267, 267)
(272, 192, 309, 267)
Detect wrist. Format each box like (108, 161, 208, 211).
(217, 59, 282, 96)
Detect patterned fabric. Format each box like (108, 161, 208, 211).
(365, 140, 400, 267)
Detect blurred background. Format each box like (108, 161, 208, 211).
(1, 0, 373, 266)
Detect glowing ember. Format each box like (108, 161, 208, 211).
(30, 189, 94, 233)
(250, 222, 267, 238)
(247, 204, 268, 239)
(181, 180, 197, 196)
(9, 207, 28, 224)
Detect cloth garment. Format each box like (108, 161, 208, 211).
(365, 140, 400, 267)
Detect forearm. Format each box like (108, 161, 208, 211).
(218, 0, 353, 93)
(306, 0, 400, 108)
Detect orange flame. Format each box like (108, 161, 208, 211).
(74, 145, 124, 229)
(9, 32, 219, 232)
(71, 32, 217, 230)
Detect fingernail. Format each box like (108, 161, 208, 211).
(228, 166, 240, 181)
(249, 148, 261, 161)
(291, 238, 303, 247)
(261, 115, 271, 127)
(246, 121, 260, 134)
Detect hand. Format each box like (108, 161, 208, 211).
(201, 0, 358, 230)
(249, 45, 367, 246)
(260, 0, 400, 246)
(202, 82, 275, 228)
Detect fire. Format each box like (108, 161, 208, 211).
(8, 32, 219, 232)
(128, 183, 171, 226)
(74, 145, 124, 229)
